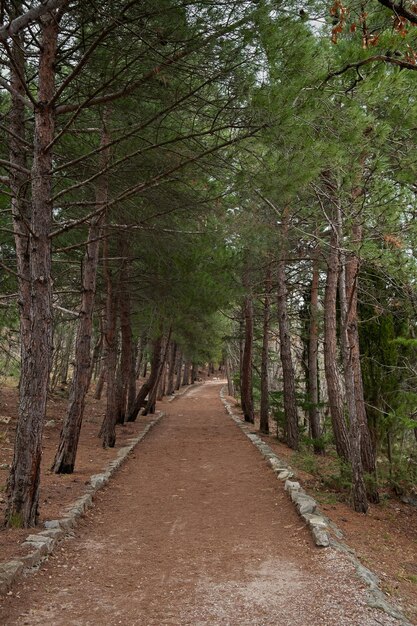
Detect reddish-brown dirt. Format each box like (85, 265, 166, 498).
(247, 404, 417, 624)
(0, 383, 157, 563)
(0, 382, 404, 625)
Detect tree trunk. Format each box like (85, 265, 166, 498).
(127, 337, 163, 421)
(182, 361, 190, 386)
(143, 331, 172, 415)
(346, 223, 379, 503)
(99, 269, 119, 448)
(225, 357, 235, 396)
(9, 2, 31, 351)
(307, 256, 323, 455)
(167, 342, 177, 395)
(260, 265, 272, 435)
(191, 362, 198, 383)
(6, 14, 59, 527)
(323, 195, 350, 464)
(58, 323, 75, 385)
(241, 294, 255, 423)
(277, 209, 298, 449)
(157, 362, 167, 401)
(175, 352, 183, 391)
(127, 339, 137, 415)
(115, 254, 133, 424)
(52, 122, 109, 473)
(338, 208, 368, 513)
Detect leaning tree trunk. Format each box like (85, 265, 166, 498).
(307, 256, 323, 455)
(260, 265, 272, 435)
(144, 331, 172, 415)
(277, 209, 298, 449)
(6, 15, 59, 528)
(241, 294, 255, 423)
(338, 208, 368, 514)
(52, 122, 109, 473)
(127, 336, 163, 422)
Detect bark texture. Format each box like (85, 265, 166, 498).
(338, 209, 368, 513)
(323, 205, 350, 464)
(307, 257, 323, 454)
(240, 295, 255, 423)
(259, 266, 272, 434)
(277, 210, 298, 449)
(6, 14, 58, 527)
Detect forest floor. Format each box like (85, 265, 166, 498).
(0, 380, 413, 625)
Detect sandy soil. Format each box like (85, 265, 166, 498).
(0, 382, 405, 625)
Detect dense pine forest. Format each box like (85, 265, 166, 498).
(0, 0, 417, 533)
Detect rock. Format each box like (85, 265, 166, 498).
(90, 474, 108, 490)
(22, 535, 54, 556)
(0, 561, 24, 593)
(58, 517, 74, 530)
(0, 416, 11, 425)
(45, 420, 56, 428)
(285, 480, 301, 492)
(0, 463, 10, 470)
(311, 527, 330, 547)
(277, 470, 293, 480)
(302, 513, 328, 529)
(20, 550, 43, 569)
(44, 519, 61, 529)
(38, 528, 64, 540)
(293, 494, 317, 515)
(356, 563, 379, 589)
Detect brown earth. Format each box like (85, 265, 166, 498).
(0, 381, 408, 625)
(247, 404, 417, 624)
(0, 381, 158, 563)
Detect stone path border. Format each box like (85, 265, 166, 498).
(220, 386, 412, 626)
(0, 410, 164, 596)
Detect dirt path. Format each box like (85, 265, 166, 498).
(0, 382, 402, 625)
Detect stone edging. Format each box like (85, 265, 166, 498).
(220, 387, 411, 626)
(0, 410, 164, 596)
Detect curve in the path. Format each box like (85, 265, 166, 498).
(0, 381, 401, 625)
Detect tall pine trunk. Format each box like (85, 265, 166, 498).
(338, 208, 368, 513)
(323, 183, 350, 464)
(241, 295, 254, 423)
(6, 14, 59, 527)
(260, 265, 272, 434)
(167, 342, 177, 395)
(175, 352, 183, 391)
(277, 209, 298, 449)
(115, 252, 133, 424)
(346, 223, 379, 503)
(307, 256, 323, 454)
(99, 228, 119, 448)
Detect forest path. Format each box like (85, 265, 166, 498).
(0, 381, 399, 625)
